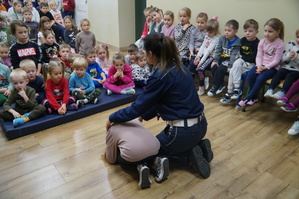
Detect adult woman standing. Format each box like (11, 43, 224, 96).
(106, 33, 213, 180)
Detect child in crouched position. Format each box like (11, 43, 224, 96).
(42, 58, 78, 114)
(0, 68, 46, 127)
(104, 52, 135, 95)
(69, 57, 101, 107)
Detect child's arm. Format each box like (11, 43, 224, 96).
(99, 72, 106, 83)
(120, 65, 133, 84)
(188, 29, 196, 57)
(9, 44, 19, 69)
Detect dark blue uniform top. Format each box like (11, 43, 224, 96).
(109, 64, 204, 123)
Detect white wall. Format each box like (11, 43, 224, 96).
(147, 0, 299, 42)
(87, 0, 135, 50)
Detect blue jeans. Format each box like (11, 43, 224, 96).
(156, 114, 207, 157)
(246, 66, 278, 100)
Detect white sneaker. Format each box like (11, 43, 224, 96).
(198, 86, 205, 95)
(216, 85, 225, 95)
(107, 89, 112, 95)
(264, 89, 273, 98)
(204, 77, 209, 90)
(272, 90, 285, 99)
(288, 121, 299, 135)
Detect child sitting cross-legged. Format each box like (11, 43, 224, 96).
(0, 68, 46, 127)
(69, 57, 101, 107)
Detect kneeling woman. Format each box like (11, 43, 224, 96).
(106, 33, 213, 184)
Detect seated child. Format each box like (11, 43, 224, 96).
(0, 68, 46, 127)
(41, 30, 60, 71)
(95, 44, 112, 74)
(23, 0, 40, 23)
(220, 19, 259, 103)
(207, 19, 241, 97)
(23, 7, 39, 43)
(277, 79, 299, 112)
(264, 29, 299, 99)
(66, 53, 82, 78)
(0, 62, 12, 105)
(104, 52, 135, 95)
(125, 44, 138, 66)
(161, 10, 175, 39)
(85, 48, 106, 87)
(19, 59, 45, 104)
(0, 42, 11, 68)
(58, 43, 71, 76)
(0, 15, 12, 44)
(42, 58, 78, 114)
(69, 57, 101, 107)
(131, 51, 150, 88)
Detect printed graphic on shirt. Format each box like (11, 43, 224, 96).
(0, 76, 8, 87)
(241, 46, 252, 55)
(89, 68, 98, 78)
(265, 48, 275, 59)
(53, 88, 63, 96)
(46, 46, 59, 59)
(17, 47, 37, 57)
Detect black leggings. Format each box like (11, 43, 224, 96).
(269, 68, 299, 91)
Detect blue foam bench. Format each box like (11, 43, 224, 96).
(0, 87, 143, 140)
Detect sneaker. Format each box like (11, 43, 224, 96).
(281, 103, 297, 112)
(207, 86, 217, 97)
(67, 103, 78, 111)
(126, 89, 136, 95)
(76, 99, 86, 107)
(93, 97, 98, 104)
(247, 98, 258, 106)
(137, 164, 152, 189)
(204, 77, 209, 90)
(272, 90, 286, 99)
(238, 99, 249, 107)
(288, 121, 299, 135)
(188, 145, 210, 179)
(198, 139, 213, 163)
(13, 118, 25, 127)
(264, 89, 274, 98)
(154, 157, 169, 182)
(198, 86, 205, 95)
(216, 85, 226, 95)
(277, 97, 288, 106)
(231, 89, 242, 100)
(107, 89, 112, 95)
(220, 93, 232, 103)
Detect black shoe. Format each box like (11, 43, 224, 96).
(198, 139, 213, 163)
(188, 145, 211, 179)
(137, 164, 152, 189)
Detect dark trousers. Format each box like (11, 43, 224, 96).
(269, 68, 299, 92)
(212, 64, 228, 89)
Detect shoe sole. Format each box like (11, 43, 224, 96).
(138, 166, 151, 189)
(277, 101, 287, 106)
(155, 158, 169, 182)
(199, 139, 214, 163)
(281, 107, 297, 112)
(189, 145, 211, 179)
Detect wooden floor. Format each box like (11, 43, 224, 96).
(0, 93, 299, 199)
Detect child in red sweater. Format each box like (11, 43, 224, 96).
(42, 58, 78, 114)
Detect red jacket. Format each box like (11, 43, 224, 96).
(63, 0, 75, 12)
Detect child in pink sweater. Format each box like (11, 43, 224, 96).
(103, 52, 135, 95)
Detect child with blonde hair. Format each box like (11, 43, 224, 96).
(174, 7, 196, 66)
(161, 10, 175, 39)
(135, 6, 153, 50)
(149, 7, 164, 34)
(264, 29, 299, 99)
(238, 18, 285, 107)
(131, 51, 150, 88)
(20, 59, 45, 104)
(193, 17, 220, 95)
(95, 44, 112, 74)
(42, 58, 78, 114)
(9, 1, 23, 21)
(69, 57, 101, 107)
(0, 42, 11, 68)
(75, 18, 96, 55)
(22, 8, 39, 43)
(104, 52, 135, 95)
(24, 0, 40, 22)
(0, 68, 46, 127)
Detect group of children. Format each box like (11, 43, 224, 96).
(0, 1, 150, 128)
(134, 6, 299, 135)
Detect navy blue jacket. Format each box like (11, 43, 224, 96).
(109, 64, 204, 123)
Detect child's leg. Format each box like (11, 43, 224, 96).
(104, 82, 122, 93)
(198, 57, 213, 87)
(246, 68, 277, 100)
(71, 90, 86, 100)
(213, 64, 227, 88)
(282, 71, 299, 92)
(67, 96, 76, 105)
(86, 89, 101, 102)
(228, 58, 244, 93)
(27, 105, 46, 120)
(0, 109, 15, 120)
(268, 68, 288, 90)
(285, 79, 299, 100)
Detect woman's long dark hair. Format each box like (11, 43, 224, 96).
(143, 33, 184, 73)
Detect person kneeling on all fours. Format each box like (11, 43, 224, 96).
(106, 33, 213, 189)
